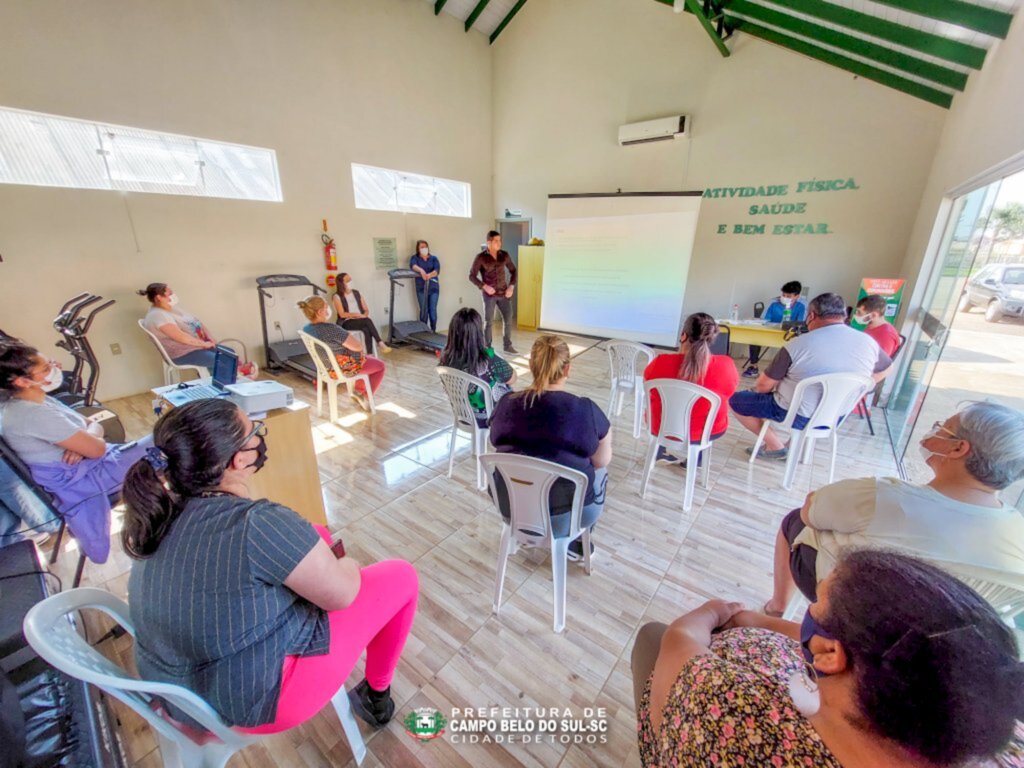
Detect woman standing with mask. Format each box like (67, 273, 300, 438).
(123, 398, 419, 732)
(409, 240, 441, 332)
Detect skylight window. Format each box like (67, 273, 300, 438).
(352, 163, 471, 218)
(0, 106, 282, 202)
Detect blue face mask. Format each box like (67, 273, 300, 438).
(800, 607, 836, 676)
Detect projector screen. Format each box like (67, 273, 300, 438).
(539, 193, 702, 347)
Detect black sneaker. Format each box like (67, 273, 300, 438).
(504, 344, 518, 355)
(742, 365, 760, 378)
(349, 679, 395, 727)
(656, 447, 683, 464)
(567, 538, 595, 562)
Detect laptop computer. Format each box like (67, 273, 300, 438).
(162, 346, 238, 407)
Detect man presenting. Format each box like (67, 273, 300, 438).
(729, 292, 892, 460)
(469, 231, 518, 354)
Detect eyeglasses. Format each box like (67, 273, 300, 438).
(928, 421, 961, 440)
(241, 421, 267, 445)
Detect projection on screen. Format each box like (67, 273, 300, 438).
(539, 194, 702, 347)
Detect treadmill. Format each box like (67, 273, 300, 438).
(256, 274, 324, 380)
(386, 269, 447, 352)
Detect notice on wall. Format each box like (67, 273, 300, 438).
(851, 278, 906, 329)
(704, 177, 860, 237)
(373, 237, 398, 270)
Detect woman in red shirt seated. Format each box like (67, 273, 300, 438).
(643, 312, 738, 465)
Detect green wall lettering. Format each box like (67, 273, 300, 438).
(703, 184, 789, 198)
(733, 224, 766, 235)
(748, 202, 807, 215)
(795, 178, 859, 193)
(771, 223, 831, 235)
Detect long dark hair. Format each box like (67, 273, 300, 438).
(121, 399, 247, 558)
(440, 308, 488, 375)
(136, 283, 168, 304)
(823, 550, 1023, 764)
(678, 312, 718, 383)
(0, 340, 39, 401)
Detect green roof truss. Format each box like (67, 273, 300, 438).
(489, 0, 529, 44)
(728, 0, 968, 90)
(465, 0, 494, 32)
(869, 0, 1011, 38)
(725, 17, 954, 108)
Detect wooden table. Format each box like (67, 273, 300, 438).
(153, 386, 327, 527)
(718, 321, 789, 349)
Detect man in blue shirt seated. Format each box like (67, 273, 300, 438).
(743, 280, 806, 378)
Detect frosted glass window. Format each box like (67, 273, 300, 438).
(352, 163, 471, 218)
(0, 105, 282, 202)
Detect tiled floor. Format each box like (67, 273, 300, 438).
(52, 330, 897, 767)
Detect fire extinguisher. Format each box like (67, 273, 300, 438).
(322, 233, 337, 271)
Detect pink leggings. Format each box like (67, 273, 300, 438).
(238, 526, 418, 735)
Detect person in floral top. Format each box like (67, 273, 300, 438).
(632, 550, 1024, 767)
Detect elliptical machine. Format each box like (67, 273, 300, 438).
(50, 293, 127, 442)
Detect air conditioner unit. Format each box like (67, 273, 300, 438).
(617, 115, 690, 146)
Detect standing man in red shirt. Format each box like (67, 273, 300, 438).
(854, 294, 902, 357)
(469, 231, 518, 355)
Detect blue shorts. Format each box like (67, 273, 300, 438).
(729, 390, 809, 430)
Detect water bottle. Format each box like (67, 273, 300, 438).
(782, 305, 792, 323)
(730, 304, 739, 323)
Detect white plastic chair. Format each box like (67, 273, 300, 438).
(749, 372, 872, 490)
(480, 454, 592, 633)
(138, 319, 209, 386)
(607, 341, 655, 439)
(22, 588, 366, 768)
(639, 379, 721, 512)
(298, 330, 376, 420)
(437, 367, 494, 491)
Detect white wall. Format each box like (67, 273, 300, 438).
(491, 0, 947, 321)
(0, 0, 492, 398)
(899, 12, 1024, 297)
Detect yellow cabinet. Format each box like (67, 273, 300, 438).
(517, 245, 544, 330)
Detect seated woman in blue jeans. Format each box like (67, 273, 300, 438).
(0, 340, 151, 563)
(489, 334, 610, 560)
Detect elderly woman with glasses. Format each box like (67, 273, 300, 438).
(763, 400, 1024, 616)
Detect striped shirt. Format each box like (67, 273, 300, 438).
(128, 494, 329, 727)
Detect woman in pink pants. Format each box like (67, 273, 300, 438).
(122, 398, 417, 732)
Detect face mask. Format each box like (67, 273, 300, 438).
(781, 297, 793, 307)
(854, 313, 870, 324)
(168, 293, 180, 307)
(322, 307, 333, 322)
(241, 434, 268, 474)
(36, 365, 64, 393)
(800, 608, 836, 677)
(419, 247, 429, 256)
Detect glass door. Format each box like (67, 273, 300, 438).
(885, 181, 1002, 460)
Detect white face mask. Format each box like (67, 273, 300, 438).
(781, 297, 793, 307)
(322, 307, 333, 322)
(419, 247, 429, 256)
(167, 293, 180, 307)
(40, 365, 64, 392)
(854, 313, 870, 324)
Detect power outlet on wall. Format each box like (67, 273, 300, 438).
(110, 343, 122, 355)
(273, 321, 282, 330)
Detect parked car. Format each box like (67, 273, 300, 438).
(958, 262, 1024, 322)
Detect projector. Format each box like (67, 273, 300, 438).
(226, 380, 294, 414)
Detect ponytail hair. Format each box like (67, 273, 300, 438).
(136, 283, 168, 304)
(519, 334, 570, 405)
(678, 312, 718, 384)
(121, 399, 246, 558)
(297, 295, 327, 322)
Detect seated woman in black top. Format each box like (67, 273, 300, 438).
(439, 307, 517, 423)
(489, 334, 611, 559)
(122, 398, 418, 732)
(331, 272, 390, 356)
